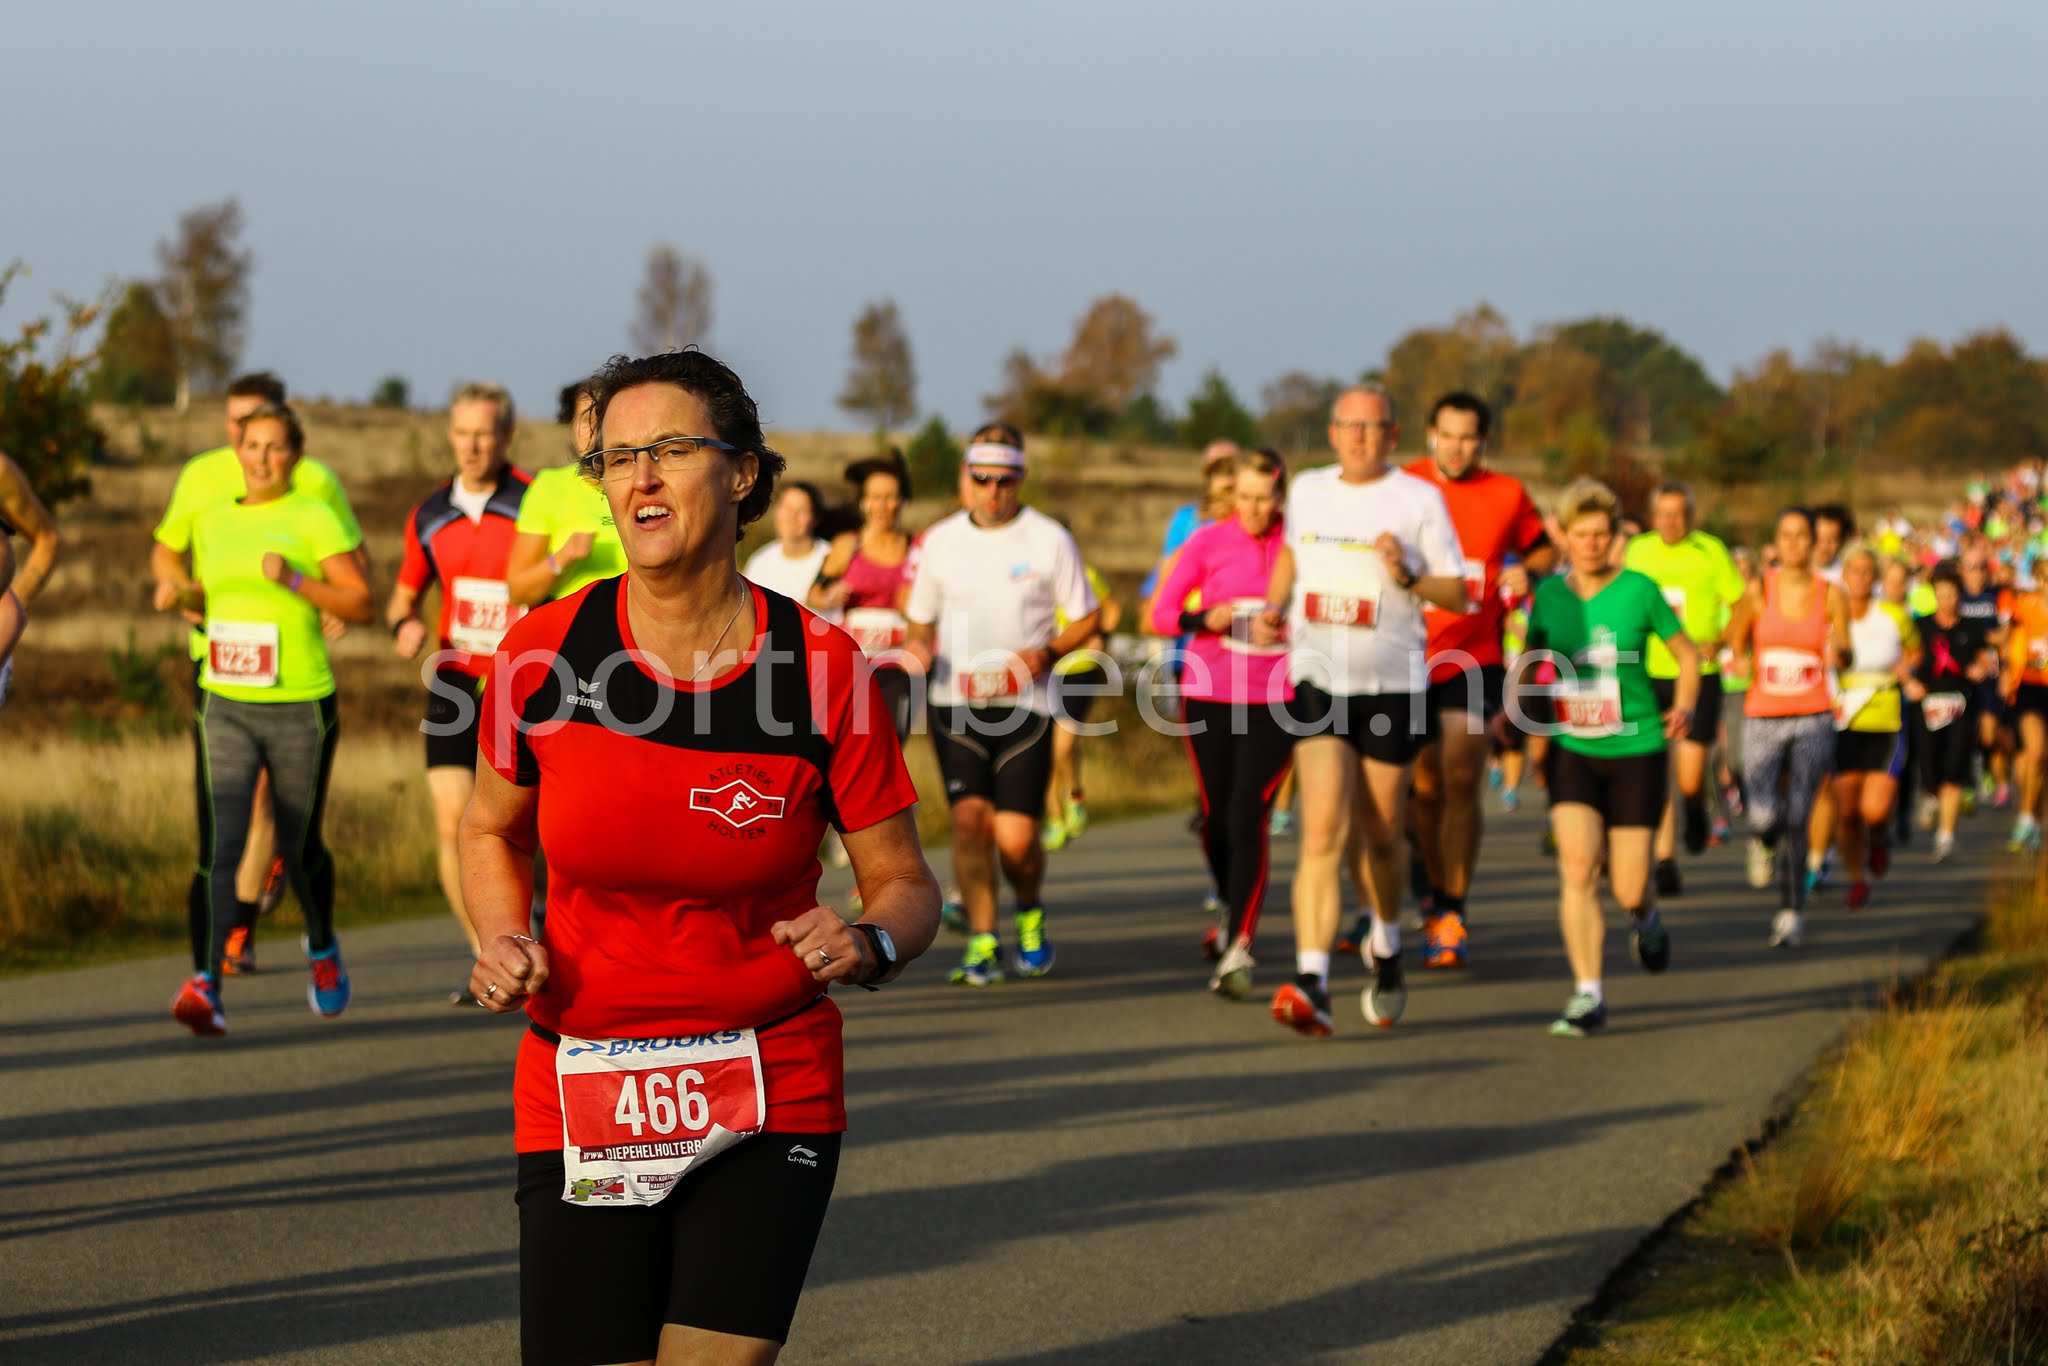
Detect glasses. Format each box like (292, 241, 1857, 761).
(969, 470, 1022, 488)
(1331, 419, 1393, 433)
(581, 436, 738, 482)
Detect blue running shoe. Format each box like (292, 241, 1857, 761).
(949, 933, 1005, 986)
(1630, 909, 1671, 974)
(305, 938, 351, 1018)
(939, 895, 969, 935)
(1013, 907, 1055, 978)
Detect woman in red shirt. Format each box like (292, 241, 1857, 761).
(463, 351, 940, 1366)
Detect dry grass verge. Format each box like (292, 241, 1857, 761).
(0, 694, 1196, 970)
(1566, 867, 2048, 1365)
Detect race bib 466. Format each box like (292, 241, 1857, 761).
(555, 1030, 766, 1206)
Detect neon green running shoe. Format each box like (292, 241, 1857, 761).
(949, 932, 1005, 987)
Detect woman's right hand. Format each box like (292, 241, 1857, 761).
(472, 933, 550, 1012)
(1202, 603, 1234, 634)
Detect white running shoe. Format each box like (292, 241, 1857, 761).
(1915, 794, 1940, 831)
(1933, 830, 1956, 863)
(1746, 837, 1774, 890)
(1209, 941, 1255, 1000)
(1769, 908, 1804, 949)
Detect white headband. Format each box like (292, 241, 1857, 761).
(964, 442, 1025, 471)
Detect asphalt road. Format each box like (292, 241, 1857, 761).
(0, 800, 1988, 1364)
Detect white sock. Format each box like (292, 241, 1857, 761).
(1369, 918, 1400, 959)
(1298, 950, 1331, 987)
(1575, 979, 1603, 1003)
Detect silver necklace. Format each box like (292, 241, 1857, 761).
(690, 587, 748, 681)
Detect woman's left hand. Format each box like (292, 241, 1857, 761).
(771, 906, 873, 986)
(1663, 707, 1694, 741)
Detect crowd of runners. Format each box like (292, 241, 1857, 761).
(7, 357, 2048, 1361)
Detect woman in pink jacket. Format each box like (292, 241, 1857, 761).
(1150, 449, 1295, 1000)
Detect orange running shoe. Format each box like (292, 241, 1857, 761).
(1423, 911, 1468, 970)
(222, 925, 256, 975)
(171, 975, 227, 1037)
(1270, 979, 1333, 1038)
(257, 856, 288, 916)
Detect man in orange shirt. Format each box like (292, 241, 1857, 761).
(1402, 392, 1554, 967)
(2000, 583, 2048, 851)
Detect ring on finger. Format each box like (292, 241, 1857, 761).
(814, 948, 833, 966)
(485, 982, 499, 998)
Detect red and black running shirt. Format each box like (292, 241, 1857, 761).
(396, 470, 532, 678)
(478, 577, 918, 1144)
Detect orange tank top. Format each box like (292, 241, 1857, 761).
(1747, 570, 1832, 717)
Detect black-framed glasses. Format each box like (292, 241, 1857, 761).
(969, 470, 1022, 488)
(580, 436, 738, 482)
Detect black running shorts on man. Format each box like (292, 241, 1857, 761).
(929, 703, 1055, 814)
(1287, 682, 1422, 765)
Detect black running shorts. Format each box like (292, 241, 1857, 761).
(1544, 745, 1668, 828)
(2012, 683, 2048, 723)
(1650, 673, 1723, 746)
(423, 667, 484, 770)
(1422, 664, 1506, 746)
(1051, 664, 1113, 727)
(1834, 728, 1903, 776)
(516, 1132, 841, 1362)
(928, 703, 1055, 814)
(1287, 682, 1423, 765)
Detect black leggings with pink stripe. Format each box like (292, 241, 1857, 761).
(1183, 699, 1297, 946)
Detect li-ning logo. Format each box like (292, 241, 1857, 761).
(568, 677, 605, 712)
(787, 1144, 819, 1168)
(689, 778, 787, 828)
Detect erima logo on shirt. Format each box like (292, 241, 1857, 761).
(689, 778, 786, 828)
(568, 677, 605, 712)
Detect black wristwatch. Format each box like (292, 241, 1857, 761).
(851, 922, 898, 989)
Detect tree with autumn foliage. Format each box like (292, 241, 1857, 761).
(985, 294, 1177, 436)
(0, 263, 101, 512)
(155, 199, 253, 412)
(630, 244, 713, 354)
(837, 299, 918, 434)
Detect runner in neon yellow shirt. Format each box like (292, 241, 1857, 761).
(158, 401, 373, 1038)
(1045, 563, 1119, 850)
(506, 383, 627, 603)
(1624, 482, 1745, 894)
(148, 373, 367, 976)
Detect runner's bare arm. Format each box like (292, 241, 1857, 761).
(265, 551, 373, 624)
(462, 762, 547, 1010)
(1048, 608, 1101, 661)
(386, 582, 429, 658)
(904, 619, 935, 672)
(1722, 583, 1762, 671)
(0, 455, 60, 601)
(504, 530, 558, 607)
(809, 532, 857, 611)
(1826, 584, 1853, 669)
(773, 808, 940, 988)
(1662, 631, 1703, 739)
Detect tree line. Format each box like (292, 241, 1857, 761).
(11, 198, 2048, 528)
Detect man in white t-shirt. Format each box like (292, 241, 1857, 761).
(905, 423, 1100, 987)
(1256, 385, 1467, 1036)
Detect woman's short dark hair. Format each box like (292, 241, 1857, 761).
(1776, 505, 1816, 535)
(845, 448, 913, 503)
(585, 350, 785, 531)
(778, 479, 823, 528)
(556, 379, 592, 427)
(1930, 560, 1963, 594)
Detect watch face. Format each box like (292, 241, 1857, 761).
(871, 926, 897, 964)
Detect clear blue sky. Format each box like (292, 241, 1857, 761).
(5, 0, 2044, 433)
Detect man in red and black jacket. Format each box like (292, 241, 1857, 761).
(386, 381, 532, 996)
